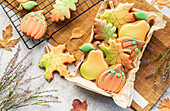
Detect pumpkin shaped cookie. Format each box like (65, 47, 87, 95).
(116, 36, 145, 61)
(97, 64, 126, 93)
(20, 10, 47, 40)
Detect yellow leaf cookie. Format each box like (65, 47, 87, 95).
(100, 1, 135, 29)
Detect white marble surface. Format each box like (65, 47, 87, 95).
(0, 0, 169, 111)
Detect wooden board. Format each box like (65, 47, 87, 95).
(117, 0, 170, 110)
(1, 0, 169, 110)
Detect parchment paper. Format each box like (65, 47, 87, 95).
(65, 0, 167, 108)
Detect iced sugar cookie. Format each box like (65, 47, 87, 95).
(133, 12, 148, 22)
(50, 0, 78, 22)
(94, 18, 117, 44)
(100, 1, 135, 29)
(118, 20, 150, 41)
(97, 64, 126, 93)
(79, 43, 108, 80)
(98, 39, 133, 69)
(20, 10, 47, 40)
(17, 0, 37, 11)
(116, 36, 145, 61)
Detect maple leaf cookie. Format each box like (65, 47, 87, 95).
(100, 1, 135, 29)
(39, 44, 76, 82)
(98, 38, 134, 69)
(50, 0, 78, 22)
(20, 10, 47, 40)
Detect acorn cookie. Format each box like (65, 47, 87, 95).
(20, 10, 47, 40)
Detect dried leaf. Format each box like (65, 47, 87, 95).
(151, 0, 170, 9)
(98, 38, 134, 69)
(50, 0, 78, 22)
(100, 1, 135, 29)
(94, 18, 117, 44)
(71, 99, 87, 111)
(70, 28, 84, 39)
(157, 97, 170, 111)
(0, 24, 20, 51)
(39, 44, 76, 82)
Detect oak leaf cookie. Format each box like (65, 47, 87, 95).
(20, 10, 47, 40)
(50, 0, 78, 22)
(94, 18, 117, 44)
(39, 44, 76, 82)
(17, 0, 37, 11)
(100, 1, 135, 29)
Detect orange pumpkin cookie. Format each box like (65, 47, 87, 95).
(118, 20, 150, 41)
(100, 1, 135, 29)
(20, 10, 47, 40)
(97, 64, 126, 93)
(116, 36, 145, 61)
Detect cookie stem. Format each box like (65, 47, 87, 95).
(109, 1, 114, 9)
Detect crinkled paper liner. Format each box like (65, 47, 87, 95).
(65, 0, 167, 108)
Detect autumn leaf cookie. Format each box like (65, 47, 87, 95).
(94, 18, 117, 44)
(39, 44, 76, 82)
(20, 10, 47, 40)
(98, 38, 133, 69)
(100, 1, 135, 29)
(17, 0, 37, 11)
(97, 64, 126, 93)
(50, 0, 78, 22)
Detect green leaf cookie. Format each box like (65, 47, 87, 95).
(133, 12, 148, 22)
(21, 1, 37, 10)
(79, 43, 95, 52)
(94, 18, 117, 44)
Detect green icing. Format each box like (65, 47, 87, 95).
(121, 72, 124, 76)
(79, 43, 95, 52)
(134, 12, 148, 22)
(110, 69, 116, 74)
(111, 75, 114, 79)
(121, 79, 124, 81)
(132, 41, 136, 45)
(30, 12, 35, 16)
(117, 73, 121, 78)
(33, 18, 35, 22)
(36, 17, 40, 21)
(135, 48, 139, 53)
(21, 1, 37, 10)
(41, 16, 45, 20)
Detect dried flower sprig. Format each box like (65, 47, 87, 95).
(144, 46, 170, 90)
(0, 45, 60, 111)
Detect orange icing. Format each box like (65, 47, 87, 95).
(20, 10, 47, 40)
(118, 20, 150, 41)
(116, 36, 145, 61)
(97, 64, 126, 93)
